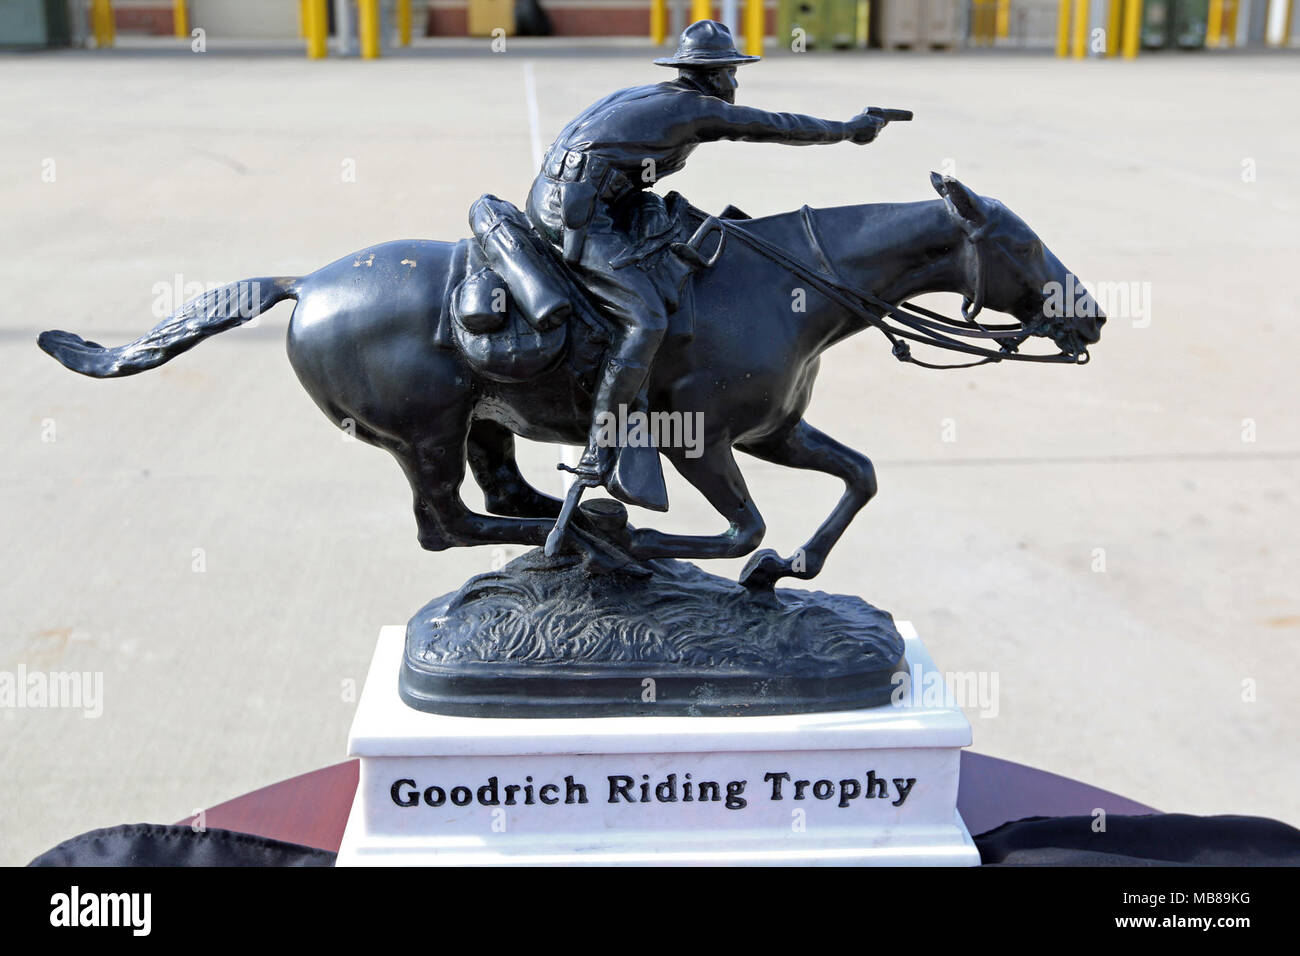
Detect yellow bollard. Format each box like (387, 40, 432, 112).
(691, 0, 712, 24)
(173, 0, 188, 38)
(1284, 0, 1295, 48)
(1071, 0, 1088, 57)
(1056, 0, 1072, 57)
(1222, 0, 1239, 47)
(92, 0, 115, 48)
(745, 0, 764, 55)
(975, 0, 987, 44)
(1122, 0, 1141, 57)
(398, 0, 413, 46)
(651, 0, 668, 45)
(1106, 0, 1122, 55)
(1207, 0, 1223, 46)
(305, 0, 328, 59)
(996, 0, 1010, 39)
(856, 0, 870, 49)
(359, 0, 381, 58)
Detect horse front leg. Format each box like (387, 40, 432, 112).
(735, 420, 877, 590)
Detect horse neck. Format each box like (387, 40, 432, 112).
(758, 199, 970, 350)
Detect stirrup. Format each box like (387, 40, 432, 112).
(556, 460, 602, 486)
(670, 216, 726, 269)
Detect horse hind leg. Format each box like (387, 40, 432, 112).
(466, 419, 563, 519)
(391, 428, 554, 552)
(735, 420, 877, 590)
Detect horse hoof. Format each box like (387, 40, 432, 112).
(739, 548, 786, 591)
(579, 498, 629, 535)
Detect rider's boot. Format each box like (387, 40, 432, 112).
(608, 379, 668, 512)
(575, 357, 668, 511)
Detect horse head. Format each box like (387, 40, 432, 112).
(931, 173, 1105, 359)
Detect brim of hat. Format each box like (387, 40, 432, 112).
(653, 54, 762, 67)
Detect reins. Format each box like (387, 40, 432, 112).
(689, 208, 1088, 369)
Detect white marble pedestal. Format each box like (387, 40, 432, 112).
(337, 622, 979, 866)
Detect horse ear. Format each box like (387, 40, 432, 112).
(929, 170, 947, 196)
(938, 176, 986, 226)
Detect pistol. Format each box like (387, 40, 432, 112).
(867, 107, 914, 123)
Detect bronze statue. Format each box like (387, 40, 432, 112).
(522, 20, 889, 513)
(38, 23, 1104, 715)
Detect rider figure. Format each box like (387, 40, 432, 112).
(525, 20, 889, 501)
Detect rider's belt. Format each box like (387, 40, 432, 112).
(544, 149, 636, 203)
(543, 150, 636, 265)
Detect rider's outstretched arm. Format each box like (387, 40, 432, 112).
(692, 99, 880, 146)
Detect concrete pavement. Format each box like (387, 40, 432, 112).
(2, 40, 1298, 865)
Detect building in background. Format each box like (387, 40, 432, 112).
(7, 1, 1296, 49)
(68, 0, 662, 39)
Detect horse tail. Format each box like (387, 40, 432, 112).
(37, 276, 299, 378)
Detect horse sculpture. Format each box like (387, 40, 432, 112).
(38, 175, 1103, 591)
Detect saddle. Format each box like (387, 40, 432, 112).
(440, 191, 716, 385)
(440, 192, 724, 511)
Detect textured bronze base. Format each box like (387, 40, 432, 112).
(400, 550, 907, 717)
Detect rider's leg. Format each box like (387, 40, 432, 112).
(584, 327, 660, 459)
(572, 255, 669, 477)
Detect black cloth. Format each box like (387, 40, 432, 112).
(28, 814, 1300, 866)
(974, 813, 1300, 866)
(28, 824, 334, 867)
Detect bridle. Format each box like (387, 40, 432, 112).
(959, 220, 990, 327)
(685, 206, 1090, 370)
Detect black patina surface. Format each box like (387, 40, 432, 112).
(36, 22, 1103, 719)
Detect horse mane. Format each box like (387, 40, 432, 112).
(699, 198, 938, 287)
(737, 197, 939, 238)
